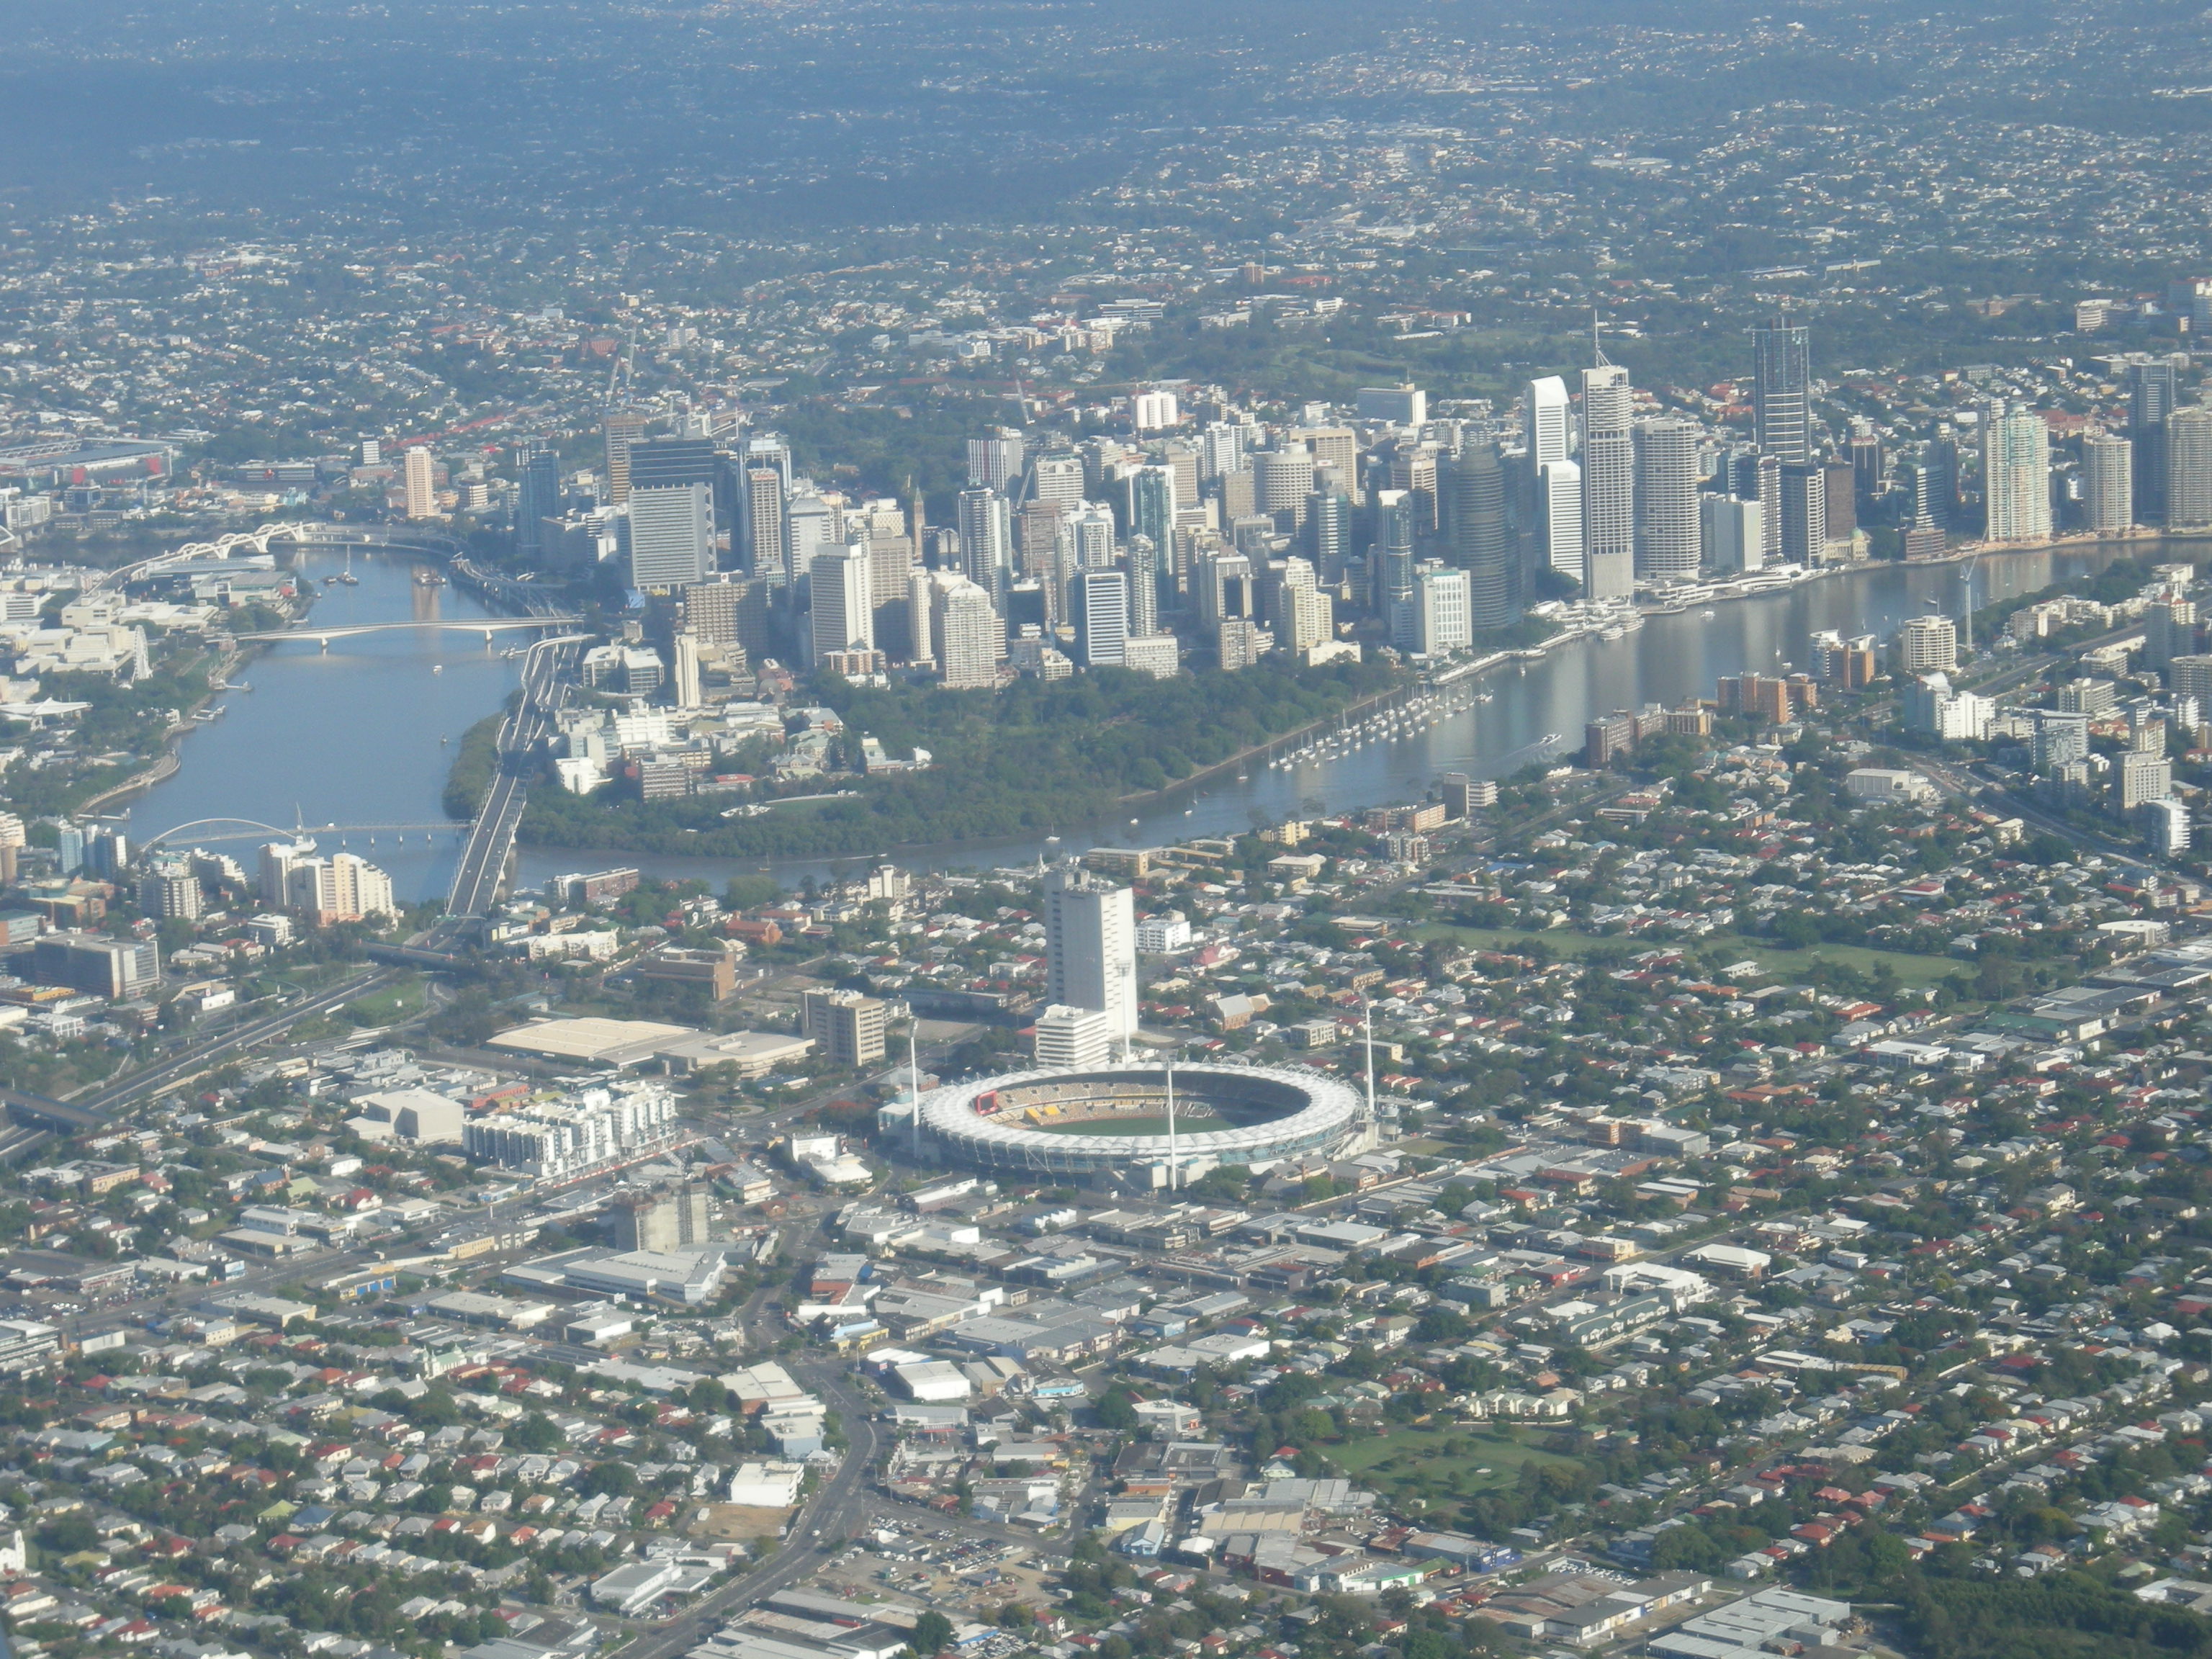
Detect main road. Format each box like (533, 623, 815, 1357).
(613, 1362, 885, 1659)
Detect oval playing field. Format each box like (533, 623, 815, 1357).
(915, 1063, 1364, 1177)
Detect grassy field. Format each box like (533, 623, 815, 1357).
(1325, 1423, 1583, 1506)
(1035, 1110, 1228, 1136)
(1412, 922, 1966, 988)
(341, 976, 426, 1028)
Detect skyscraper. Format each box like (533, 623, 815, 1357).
(1376, 487, 1418, 645)
(2131, 359, 2181, 522)
(2082, 431, 2135, 533)
(1413, 565, 1472, 657)
(1030, 453, 1085, 508)
(626, 439, 719, 590)
(2167, 405, 2212, 530)
(808, 544, 875, 666)
(1538, 459, 1583, 584)
(513, 440, 559, 562)
(1524, 376, 1573, 469)
(1256, 446, 1316, 529)
(1042, 866, 1137, 1044)
(1128, 464, 1176, 551)
(1074, 568, 1129, 667)
(916, 571, 1002, 689)
(1700, 494, 1762, 574)
(741, 466, 786, 583)
(783, 492, 834, 588)
(1778, 462, 1827, 566)
(1579, 365, 1635, 599)
(1447, 444, 1518, 631)
(602, 410, 649, 504)
(1306, 489, 1352, 577)
(402, 446, 438, 520)
(1753, 314, 1812, 464)
(1123, 536, 1160, 637)
(957, 487, 1012, 609)
(1982, 404, 2052, 542)
(1633, 418, 1701, 581)
(967, 429, 1025, 492)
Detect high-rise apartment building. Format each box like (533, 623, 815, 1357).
(140, 861, 202, 922)
(1982, 405, 2053, 542)
(1579, 365, 1635, 599)
(403, 446, 438, 520)
(808, 544, 875, 667)
(626, 439, 719, 590)
(1042, 866, 1137, 1043)
(280, 850, 395, 927)
(1283, 580, 1334, 654)
(1413, 565, 1472, 657)
(1634, 418, 1701, 581)
(1447, 444, 1517, 631)
(1753, 315, 1812, 464)
(2145, 600, 2196, 675)
(2031, 709, 2090, 772)
(801, 987, 888, 1069)
(1897, 613, 1959, 675)
(2082, 431, 2135, 533)
(2116, 750, 2173, 815)
(2167, 404, 2212, 530)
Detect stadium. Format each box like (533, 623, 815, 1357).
(910, 1063, 1368, 1181)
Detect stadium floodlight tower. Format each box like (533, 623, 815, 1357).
(1165, 1058, 1178, 1192)
(1364, 997, 1377, 1128)
(907, 1005, 924, 1161)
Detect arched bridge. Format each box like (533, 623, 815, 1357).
(139, 817, 466, 850)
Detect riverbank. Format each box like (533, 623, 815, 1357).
(513, 654, 1401, 863)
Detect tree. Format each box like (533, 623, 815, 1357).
(1094, 1388, 1138, 1431)
(912, 1611, 954, 1655)
(585, 1460, 637, 1496)
(510, 1412, 562, 1452)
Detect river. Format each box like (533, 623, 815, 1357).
(125, 549, 523, 902)
(117, 539, 2159, 900)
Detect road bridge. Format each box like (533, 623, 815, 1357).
(230, 616, 580, 646)
(435, 635, 581, 935)
(0, 1087, 108, 1133)
(140, 817, 464, 850)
